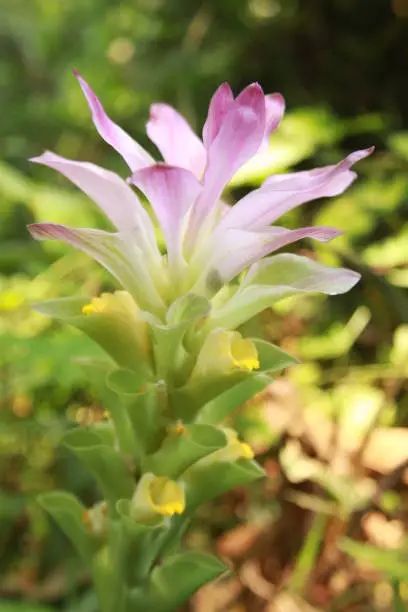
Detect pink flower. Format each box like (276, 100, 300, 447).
(29, 72, 372, 321)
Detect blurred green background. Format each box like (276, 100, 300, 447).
(1, 0, 408, 610)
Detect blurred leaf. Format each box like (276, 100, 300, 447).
(38, 491, 99, 562)
(297, 306, 371, 360)
(128, 551, 227, 611)
(341, 538, 408, 582)
(0, 605, 54, 612)
(363, 224, 408, 268)
(63, 428, 135, 508)
(388, 131, 408, 161)
(390, 325, 408, 370)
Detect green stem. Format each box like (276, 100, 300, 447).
(392, 580, 405, 612)
(289, 512, 328, 595)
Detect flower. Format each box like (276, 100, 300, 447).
(186, 427, 254, 472)
(81, 289, 150, 355)
(130, 473, 186, 522)
(190, 330, 260, 380)
(29, 72, 371, 322)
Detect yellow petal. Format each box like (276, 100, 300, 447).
(148, 476, 186, 517)
(239, 442, 255, 459)
(230, 337, 260, 371)
(191, 330, 260, 379)
(81, 291, 150, 356)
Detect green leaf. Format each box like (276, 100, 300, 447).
(184, 458, 265, 510)
(252, 338, 298, 372)
(63, 428, 135, 509)
(127, 551, 227, 612)
(38, 491, 99, 562)
(195, 373, 272, 425)
(169, 371, 252, 422)
(143, 424, 227, 478)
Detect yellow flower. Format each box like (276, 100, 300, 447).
(186, 428, 254, 475)
(81, 290, 150, 358)
(191, 330, 259, 380)
(148, 477, 185, 516)
(208, 427, 254, 463)
(229, 336, 259, 371)
(130, 473, 185, 522)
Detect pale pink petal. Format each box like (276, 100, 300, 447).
(202, 83, 234, 149)
(130, 164, 201, 267)
(264, 93, 285, 137)
(264, 147, 374, 188)
(209, 225, 341, 284)
(203, 83, 266, 201)
(146, 103, 206, 178)
(219, 147, 374, 232)
(28, 223, 165, 312)
(30, 151, 158, 256)
(74, 70, 154, 171)
(188, 83, 266, 242)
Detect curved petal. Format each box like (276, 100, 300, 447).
(264, 93, 285, 137)
(188, 83, 266, 242)
(243, 253, 360, 291)
(208, 254, 360, 331)
(219, 147, 374, 232)
(28, 223, 166, 313)
(203, 83, 266, 203)
(130, 164, 201, 268)
(202, 83, 234, 149)
(74, 70, 154, 171)
(30, 151, 158, 257)
(207, 225, 342, 285)
(263, 147, 374, 188)
(146, 103, 206, 178)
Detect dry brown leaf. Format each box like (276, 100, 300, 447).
(265, 592, 321, 612)
(362, 428, 408, 474)
(362, 511, 404, 548)
(240, 559, 275, 601)
(192, 577, 242, 612)
(217, 523, 265, 559)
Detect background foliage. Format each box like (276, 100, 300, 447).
(1, 0, 408, 610)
